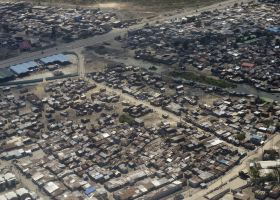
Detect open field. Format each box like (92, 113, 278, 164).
(171, 71, 237, 88)
(26, 0, 226, 12)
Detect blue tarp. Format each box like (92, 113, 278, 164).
(85, 187, 96, 196)
(218, 159, 230, 166)
(10, 61, 38, 75)
(40, 54, 70, 65)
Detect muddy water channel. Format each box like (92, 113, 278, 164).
(232, 84, 280, 102)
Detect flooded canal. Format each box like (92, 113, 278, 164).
(232, 83, 280, 102)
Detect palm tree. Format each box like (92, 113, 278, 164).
(249, 167, 260, 183)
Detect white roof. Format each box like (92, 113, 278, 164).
(0, 195, 7, 200)
(16, 187, 29, 196)
(4, 173, 16, 180)
(211, 138, 223, 146)
(173, 180, 182, 185)
(44, 182, 59, 194)
(257, 160, 280, 169)
(138, 185, 147, 193)
(32, 172, 44, 181)
(5, 191, 17, 199)
(102, 133, 110, 138)
(151, 180, 160, 187)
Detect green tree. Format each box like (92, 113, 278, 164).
(235, 133, 246, 141)
(119, 114, 135, 126)
(249, 167, 260, 182)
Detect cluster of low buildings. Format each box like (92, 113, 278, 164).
(123, 104, 153, 118)
(0, 0, 279, 199)
(185, 94, 280, 150)
(0, 54, 71, 83)
(0, 187, 36, 200)
(90, 63, 280, 151)
(0, 172, 17, 191)
(0, 1, 132, 56)
(124, 2, 280, 92)
(0, 61, 279, 199)
(0, 170, 37, 200)
(0, 76, 253, 199)
(230, 149, 280, 200)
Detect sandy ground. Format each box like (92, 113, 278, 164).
(0, 150, 50, 200)
(83, 44, 222, 108)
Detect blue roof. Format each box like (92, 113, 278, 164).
(10, 61, 38, 75)
(267, 27, 280, 33)
(40, 54, 70, 64)
(85, 187, 96, 195)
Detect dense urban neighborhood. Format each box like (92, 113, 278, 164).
(124, 2, 280, 92)
(0, 0, 280, 200)
(0, 1, 135, 60)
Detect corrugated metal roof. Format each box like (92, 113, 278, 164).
(0, 68, 14, 79)
(85, 187, 96, 195)
(44, 181, 59, 194)
(40, 54, 70, 64)
(10, 61, 38, 75)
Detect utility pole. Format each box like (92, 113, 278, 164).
(261, 144, 264, 159)
(186, 178, 191, 197)
(272, 135, 275, 150)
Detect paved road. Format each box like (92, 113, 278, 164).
(0, 29, 124, 68)
(0, 0, 254, 69)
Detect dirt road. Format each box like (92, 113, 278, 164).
(0, 150, 50, 200)
(186, 134, 280, 200)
